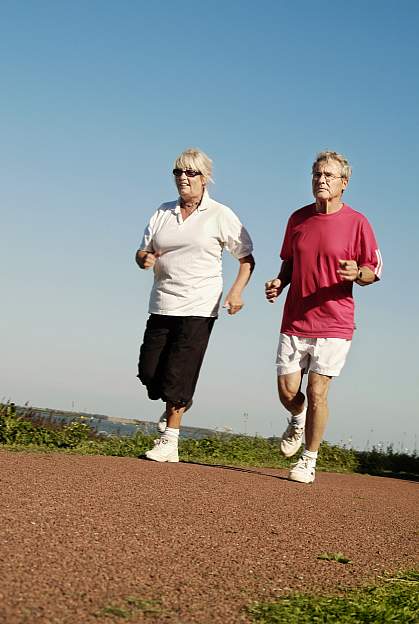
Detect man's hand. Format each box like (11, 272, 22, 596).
(265, 278, 283, 303)
(136, 250, 158, 270)
(337, 259, 358, 281)
(223, 292, 244, 315)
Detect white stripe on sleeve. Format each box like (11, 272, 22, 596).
(375, 249, 383, 278)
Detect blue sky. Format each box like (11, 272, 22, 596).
(1, 1, 418, 451)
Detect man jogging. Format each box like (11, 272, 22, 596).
(265, 151, 382, 483)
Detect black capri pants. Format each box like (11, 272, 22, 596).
(137, 314, 216, 408)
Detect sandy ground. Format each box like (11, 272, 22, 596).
(0, 450, 418, 623)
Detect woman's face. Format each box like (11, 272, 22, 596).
(174, 168, 205, 201)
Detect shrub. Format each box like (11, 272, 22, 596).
(1, 403, 418, 477)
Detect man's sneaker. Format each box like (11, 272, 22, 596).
(280, 420, 305, 457)
(157, 399, 193, 433)
(288, 456, 315, 484)
(145, 437, 179, 463)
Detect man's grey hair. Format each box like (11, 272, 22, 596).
(312, 151, 352, 180)
(173, 148, 214, 184)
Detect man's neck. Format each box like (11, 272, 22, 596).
(315, 197, 343, 214)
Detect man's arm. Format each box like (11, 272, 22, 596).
(337, 260, 377, 286)
(223, 254, 255, 315)
(355, 265, 377, 286)
(265, 259, 293, 302)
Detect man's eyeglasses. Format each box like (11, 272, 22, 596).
(173, 168, 201, 178)
(312, 172, 342, 181)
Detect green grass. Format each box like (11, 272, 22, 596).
(96, 596, 163, 620)
(1, 403, 418, 477)
(317, 552, 352, 564)
(247, 571, 419, 623)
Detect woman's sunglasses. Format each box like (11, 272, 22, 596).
(173, 168, 201, 178)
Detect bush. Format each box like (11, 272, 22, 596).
(1, 403, 418, 477)
(180, 434, 290, 468)
(317, 441, 359, 473)
(1, 403, 91, 449)
(356, 445, 419, 477)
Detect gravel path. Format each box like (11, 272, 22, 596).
(0, 450, 417, 623)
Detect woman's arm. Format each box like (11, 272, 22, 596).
(135, 249, 157, 270)
(223, 254, 255, 315)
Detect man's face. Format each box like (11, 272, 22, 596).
(312, 159, 348, 202)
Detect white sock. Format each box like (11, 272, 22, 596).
(291, 407, 306, 428)
(164, 427, 179, 443)
(302, 449, 318, 465)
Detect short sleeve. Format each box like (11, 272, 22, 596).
(139, 210, 159, 253)
(358, 217, 383, 279)
(219, 207, 253, 259)
(280, 216, 294, 261)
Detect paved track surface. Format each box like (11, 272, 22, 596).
(0, 450, 418, 623)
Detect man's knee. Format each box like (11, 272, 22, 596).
(307, 376, 330, 407)
(277, 373, 303, 406)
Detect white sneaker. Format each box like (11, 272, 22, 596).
(157, 399, 193, 433)
(145, 437, 179, 463)
(157, 413, 168, 434)
(280, 420, 305, 457)
(288, 456, 315, 484)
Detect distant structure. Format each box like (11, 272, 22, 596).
(14, 405, 230, 441)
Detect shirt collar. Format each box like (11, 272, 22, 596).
(174, 189, 210, 214)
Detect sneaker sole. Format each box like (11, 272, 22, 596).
(288, 472, 315, 484)
(145, 451, 179, 463)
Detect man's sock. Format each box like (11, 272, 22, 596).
(164, 427, 180, 444)
(291, 407, 307, 428)
(302, 449, 318, 465)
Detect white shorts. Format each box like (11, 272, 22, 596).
(276, 334, 351, 377)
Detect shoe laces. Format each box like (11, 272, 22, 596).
(284, 420, 304, 441)
(292, 456, 313, 470)
(153, 437, 169, 446)
(157, 435, 177, 446)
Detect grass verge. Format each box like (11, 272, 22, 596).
(1, 403, 418, 477)
(96, 596, 164, 620)
(247, 570, 419, 623)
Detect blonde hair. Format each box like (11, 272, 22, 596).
(312, 151, 352, 180)
(173, 148, 213, 184)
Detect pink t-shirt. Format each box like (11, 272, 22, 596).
(280, 203, 382, 339)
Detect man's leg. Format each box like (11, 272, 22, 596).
(288, 338, 350, 484)
(289, 371, 332, 484)
(305, 371, 332, 451)
(277, 372, 305, 416)
(277, 372, 306, 457)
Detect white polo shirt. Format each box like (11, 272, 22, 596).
(140, 191, 253, 317)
